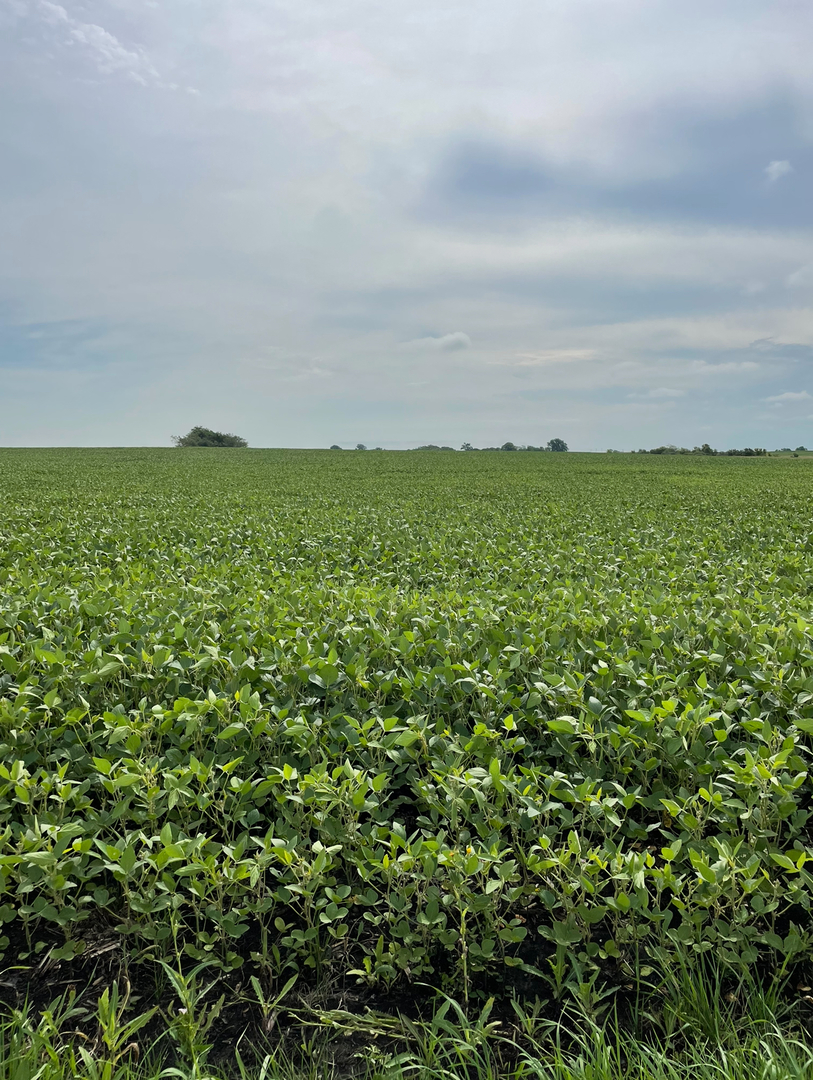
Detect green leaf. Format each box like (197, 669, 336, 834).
(770, 853, 798, 872)
(395, 730, 421, 747)
(547, 717, 577, 734)
(218, 723, 246, 740)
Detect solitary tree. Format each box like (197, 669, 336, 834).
(547, 438, 568, 452)
(330, 444, 342, 450)
(356, 443, 367, 451)
(173, 426, 247, 448)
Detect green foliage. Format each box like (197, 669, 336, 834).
(2, 961, 813, 1079)
(0, 448, 812, 1018)
(172, 427, 248, 448)
(644, 445, 767, 456)
(459, 442, 559, 452)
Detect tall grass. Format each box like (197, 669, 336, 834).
(3, 960, 813, 1080)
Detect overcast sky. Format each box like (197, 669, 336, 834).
(1, 0, 812, 449)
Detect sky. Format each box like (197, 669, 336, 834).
(1, 0, 812, 450)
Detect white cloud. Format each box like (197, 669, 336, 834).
(766, 390, 811, 403)
(764, 160, 793, 183)
(38, 1, 69, 24)
(191, 1, 813, 182)
(399, 331, 471, 352)
(493, 349, 596, 367)
(37, 0, 159, 84)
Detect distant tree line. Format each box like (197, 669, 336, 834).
(634, 444, 767, 456)
(461, 438, 569, 452)
(331, 439, 569, 451)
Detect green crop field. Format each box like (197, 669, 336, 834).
(2, 448, 813, 1079)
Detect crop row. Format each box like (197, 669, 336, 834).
(1, 449, 812, 1007)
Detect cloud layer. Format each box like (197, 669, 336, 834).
(0, 0, 812, 448)
(400, 332, 472, 352)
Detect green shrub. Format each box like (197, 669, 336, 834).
(172, 426, 248, 447)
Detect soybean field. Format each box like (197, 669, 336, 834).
(2, 448, 813, 1074)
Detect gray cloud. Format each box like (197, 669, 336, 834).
(420, 100, 812, 229)
(1, 0, 813, 449)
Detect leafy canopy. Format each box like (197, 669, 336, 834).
(2, 448, 813, 1030)
(172, 426, 248, 448)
